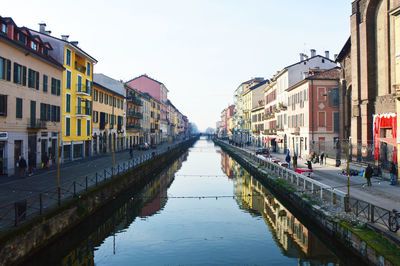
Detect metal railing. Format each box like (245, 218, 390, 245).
(0, 139, 190, 231)
(217, 139, 397, 232)
(27, 119, 47, 129)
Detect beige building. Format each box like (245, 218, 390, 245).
(92, 74, 126, 154)
(0, 16, 64, 175)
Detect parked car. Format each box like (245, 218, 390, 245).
(256, 148, 268, 155)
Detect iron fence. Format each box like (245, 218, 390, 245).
(0, 140, 186, 231)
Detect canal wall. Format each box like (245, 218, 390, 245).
(0, 137, 198, 266)
(214, 139, 400, 266)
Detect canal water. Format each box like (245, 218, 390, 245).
(28, 138, 346, 265)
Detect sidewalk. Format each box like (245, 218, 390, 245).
(0, 140, 185, 206)
(240, 143, 400, 211)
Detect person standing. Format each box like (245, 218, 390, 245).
(293, 153, 298, 170)
(18, 156, 27, 178)
(365, 164, 373, 187)
(390, 162, 397, 185)
(320, 153, 324, 166)
(285, 153, 291, 168)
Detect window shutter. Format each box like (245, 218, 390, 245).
(40, 103, 44, 121)
(6, 60, 11, 81)
(47, 104, 51, 121)
(36, 72, 39, 90)
(22, 66, 26, 86)
(43, 75, 48, 92)
(13, 62, 18, 83)
(16, 98, 22, 118)
(56, 79, 61, 95)
(56, 106, 60, 122)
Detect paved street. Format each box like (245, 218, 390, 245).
(0, 140, 186, 206)
(234, 142, 400, 211)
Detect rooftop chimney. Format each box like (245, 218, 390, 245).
(300, 53, 305, 61)
(39, 23, 46, 33)
(61, 35, 69, 41)
(71, 41, 79, 46)
(325, 51, 330, 59)
(310, 49, 316, 57)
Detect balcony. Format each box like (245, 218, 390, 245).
(127, 96, 143, 106)
(76, 83, 91, 96)
(76, 106, 91, 116)
(289, 127, 300, 135)
(127, 110, 143, 119)
(75, 61, 86, 74)
(27, 119, 47, 130)
(126, 123, 141, 130)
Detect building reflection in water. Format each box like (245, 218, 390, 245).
(61, 152, 188, 266)
(224, 151, 340, 265)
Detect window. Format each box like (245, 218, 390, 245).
(43, 75, 48, 92)
(86, 62, 91, 76)
(28, 69, 39, 89)
(1, 24, 7, 34)
(51, 78, 57, 94)
(318, 112, 326, 127)
(0, 95, 7, 116)
(317, 87, 327, 101)
(328, 88, 339, 107)
(66, 93, 71, 113)
(66, 49, 71, 66)
(86, 79, 91, 95)
(56, 106, 60, 122)
(77, 97, 82, 114)
(105, 94, 108, 105)
(77, 75, 82, 92)
(51, 105, 56, 121)
(31, 42, 37, 50)
(94, 89, 98, 101)
(86, 119, 90, 136)
(18, 32, 26, 44)
(16, 98, 22, 118)
(66, 117, 70, 136)
(13, 63, 23, 84)
(66, 70, 71, 89)
(77, 119, 81, 136)
(99, 92, 103, 103)
(0, 57, 4, 79)
(43, 47, 48, 56)
(333, 112, 339, 133)
(6, 59, 11, 81)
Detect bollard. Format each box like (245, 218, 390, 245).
(73, 181, 76, 196)
(85, 176, 88, 191)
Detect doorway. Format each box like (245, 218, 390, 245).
(14, 140, 22, 169)
(0, 142, 5, 175)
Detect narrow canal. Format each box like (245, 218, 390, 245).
(27, 137, 349, 265)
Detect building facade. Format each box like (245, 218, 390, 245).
(125, 84, 143, 147)
(30, 24, 97, 162)
(0, 16, 64, 175)
(92, 74, 125, 155)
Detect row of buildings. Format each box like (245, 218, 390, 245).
(0, 16, 189, 176)
(217, 0, 400, 173)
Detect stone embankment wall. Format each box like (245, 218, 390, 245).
(215, 140, 400, 266)
(0, 138, 198, 266)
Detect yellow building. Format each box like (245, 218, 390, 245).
(32, 25, 97, 161)
(150, 97, 161, 144)
(92, 74, 125, 155)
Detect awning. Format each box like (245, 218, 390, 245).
(263, 137, 275, 143)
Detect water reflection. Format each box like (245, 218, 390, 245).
(61, 152, 188, 266)
(224, 151, 340, 265)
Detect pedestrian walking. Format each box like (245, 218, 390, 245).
(293, 153, 298, 170)
(390, 162, 397, 185)
(285, 153, 291, 168)
(320, 153, 324, 166)
(18, 156, 27, 178)
(365, 164, 373, 187)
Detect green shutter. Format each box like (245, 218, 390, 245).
(36, 72, 39, 90)
(6, 60, 11, 81)
(87, 119, 90, 136)
(40, 103, 45, 121)
(77, 119, 81, 136)
(16, 98, 22, 118)
(13, 63, 18, 83)
(67, 71, 71, 89)
(43, 75, 48, 92)
(56, 106, 60, 122)
(22, 66, 26, 86)
(66, 94, 71, 113)
(56, 79, 61, 95)
(66, 117, 70, 136)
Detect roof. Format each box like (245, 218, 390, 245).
(286, 67, 341, 92)
(249, 80, 268, 91)
(93, 73, 125, 98)
(335, 37, 351, 63)
(28, 28, 97, 63)
(283, 55, 336, 71)
(126, 74, 164, 86)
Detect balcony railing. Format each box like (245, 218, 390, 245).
(126, 123, 141, 130)
(75, 61, 86, 74)
(289, 127, 300, 135)
(127, 96, 143, 106)
(76, 106, 91, 116)
(27, 119, 47, 129)
(127, 110, 143, 119)
(76, 83, 91, 95)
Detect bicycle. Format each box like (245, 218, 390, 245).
(389, 209, 399, 232)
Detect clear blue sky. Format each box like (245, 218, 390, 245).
(2, 0, 351, 131)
